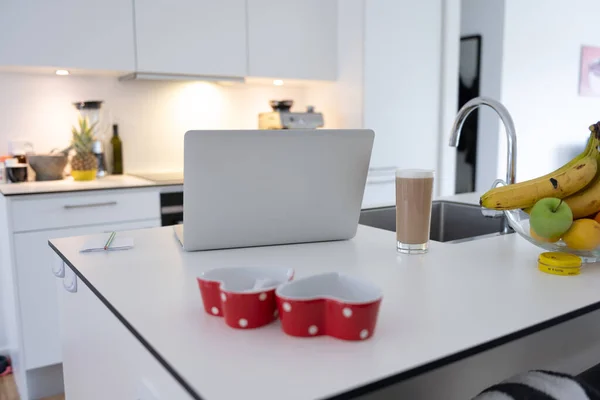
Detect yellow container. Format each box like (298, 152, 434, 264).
(538, 252, 582, 276)
(71, 170, 97, 181)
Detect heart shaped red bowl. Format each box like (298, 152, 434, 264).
(197, 267, 294, 329)
(275, 272, 382, 341)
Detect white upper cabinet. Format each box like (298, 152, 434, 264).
(0, 0, 337, 79)
(0, 0, 135, 71)
(134, 0, 247, 77)
(247, 0, 337, 80)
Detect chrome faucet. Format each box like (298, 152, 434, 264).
(449, 96, 517, 234)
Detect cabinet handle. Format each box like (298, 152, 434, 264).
(63, 268, 78, 293)
(52, 259, 65, 278)
(64, 201, 117, 210)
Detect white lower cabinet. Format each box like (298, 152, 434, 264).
(0, 188, 162, 399)
(58, 263, 194, 400)
(15, 220, 160, 371)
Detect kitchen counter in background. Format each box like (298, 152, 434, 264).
(0, 174, 183, 196)
(0, 172, 481, 208)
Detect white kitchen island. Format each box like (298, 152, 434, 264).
(48, 222, 600, 400)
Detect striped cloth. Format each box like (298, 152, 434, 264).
(474, 370, 600, 400)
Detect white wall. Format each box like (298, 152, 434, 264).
(364, 0, 443, 174)
(310, 0, 462, 205)
(460, 0, 505, 191)
(437, 0, 461, 197)
(306, 0, 397, 207)
(311, 0, 461, 207)
(363, 0, 461, 198)
(501, 0, 599, 181)
(0, 72, 314, 174)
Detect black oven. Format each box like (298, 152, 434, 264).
(160, 192, 183, 226)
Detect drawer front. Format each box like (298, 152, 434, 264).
(11, 190, 160, 232)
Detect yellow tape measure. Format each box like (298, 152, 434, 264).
(538, 263, 580, 276)
(538, 252, 582, 276)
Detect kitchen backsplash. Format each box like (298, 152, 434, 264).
(0, 72, 337, 173)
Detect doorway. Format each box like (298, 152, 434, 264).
(455, 35, 481, 194)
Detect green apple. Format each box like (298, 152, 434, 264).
(529, 197, 573, 239)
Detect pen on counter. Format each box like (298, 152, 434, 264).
(104, 232, 116, 251)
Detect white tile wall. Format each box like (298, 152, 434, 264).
(0, 72, 322, 173)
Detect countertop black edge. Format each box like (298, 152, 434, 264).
(1, 182, 183, 196)
(49, 239, 600, 400)
(320, 300, 600, 400)
(48, 240, 204, 400)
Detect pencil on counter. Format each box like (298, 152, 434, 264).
(104, 232, 116, 250)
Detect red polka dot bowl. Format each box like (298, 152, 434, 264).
(275, 272, 383, 341)
(197, 267, 294, 329)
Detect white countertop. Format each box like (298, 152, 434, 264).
(48, 222, 600, 400)
(0, 175, 163, 196)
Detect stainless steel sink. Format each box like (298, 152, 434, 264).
(359, 201, 510, 243)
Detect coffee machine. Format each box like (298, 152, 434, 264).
(258, 100, 324, 130)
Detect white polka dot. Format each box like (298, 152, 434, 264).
(259, 292, 267, 301)
(282, 302, 292, 312)
(308, 325, 318, 335)
(342, 308, 353, 318)
(211, 307, 219, 315)
(360, 329, 369, 339)
(273, 309, 279, 318)
(220, 293, 226, 302)
(239, 318, 248, 328)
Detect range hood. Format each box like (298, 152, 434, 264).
(118, 72, 245, 84)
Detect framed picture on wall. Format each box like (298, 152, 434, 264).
(579, 46, 600, 96)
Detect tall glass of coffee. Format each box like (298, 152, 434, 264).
(396, 169, 434, 254)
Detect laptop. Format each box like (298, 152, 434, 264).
(174, 129, 374, 251)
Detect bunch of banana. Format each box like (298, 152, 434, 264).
(480, 122, 600, 211)
(564, 123, 600, 218)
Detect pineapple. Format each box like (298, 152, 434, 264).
(70, 117, 98, 180)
